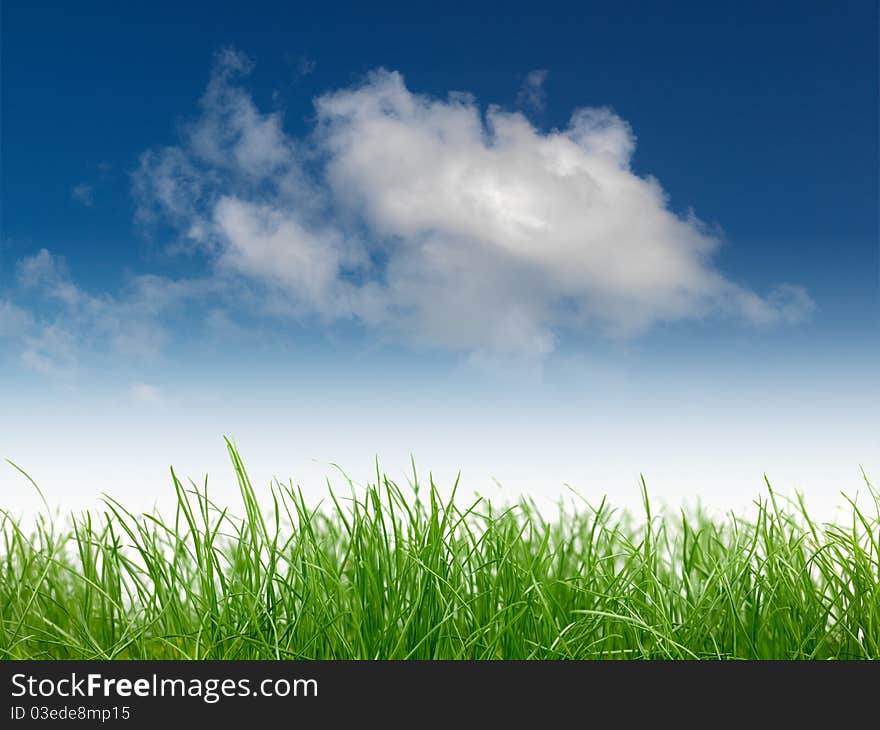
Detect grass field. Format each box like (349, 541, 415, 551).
(2, 442, 877, 660)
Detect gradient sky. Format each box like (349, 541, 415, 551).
(1, 1, 877, 516)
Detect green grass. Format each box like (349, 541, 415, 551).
(1, 440, 878, 660)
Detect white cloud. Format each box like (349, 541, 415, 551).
(3, 249, 211, 376)
(517, 69, 549, 113)
(71, 183, 94, 207)
(133, 49, 322, 245)
(129, 53, 812, 356)
(212, 196, 379, 320)
(190, 54, 293, 179)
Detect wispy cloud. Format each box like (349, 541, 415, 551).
(71, 183, 94, 207)
(516, 69, 549, 113)
(1, 249, 212, 377)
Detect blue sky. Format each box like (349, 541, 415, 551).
(1, 1, 877, 514)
